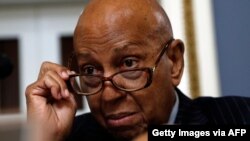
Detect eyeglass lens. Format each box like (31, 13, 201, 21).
(69, 69, 149, 95)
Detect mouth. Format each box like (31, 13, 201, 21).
(105, 112, 139, 128)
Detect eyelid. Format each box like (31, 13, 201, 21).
(121, 56, 139, 63)
(123, 56, 139, 60)
(79, 58, 102, 69)
(120, 56, 140, 68)
(80, 64, 103, 75)
(80, 64, 94, 72)
(81, 64, 95, 68)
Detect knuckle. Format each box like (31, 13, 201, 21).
(41, 61, 69, 74)
(25, 83, 37, 100)
(41, 61, 52, 68)
(25, 84, 32, 97)
(39, 61, 53, 78)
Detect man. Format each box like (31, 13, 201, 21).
(25, 0, 250, 141)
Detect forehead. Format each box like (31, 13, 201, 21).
(74, 23, 160, 54)
(74, 18, 155, 46)
(75, 37, 152, 60)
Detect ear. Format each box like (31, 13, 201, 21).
(167, 39, 185, 86)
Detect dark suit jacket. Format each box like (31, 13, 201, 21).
(66, 88, 250, 141)
(174, 88, 250, 124)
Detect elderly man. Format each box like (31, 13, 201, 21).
(25, 0, 250, 141)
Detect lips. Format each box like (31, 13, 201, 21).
(105, 112, 139, 128)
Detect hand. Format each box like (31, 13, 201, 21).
(25, 62, 77, 141)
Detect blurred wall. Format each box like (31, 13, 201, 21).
(0, 2, 87, 141)
(213, 0, 250, 97)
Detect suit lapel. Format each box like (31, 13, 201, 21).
(174, 88, 208, 124)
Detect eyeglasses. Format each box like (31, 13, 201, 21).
(68, 37, 174, 95)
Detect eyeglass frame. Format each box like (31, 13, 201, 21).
(67, 37, 174, 95)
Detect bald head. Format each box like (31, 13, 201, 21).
(74, 0, 173, 47)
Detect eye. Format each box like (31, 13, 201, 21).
(121, 57, 139, 69)
(81, 65, 100, 75)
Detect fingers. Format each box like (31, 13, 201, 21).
(42, 71, 68, 99)
(38, 61, 71, 80)
(26, 61, 75, 102)
(25, 61, 78, 141)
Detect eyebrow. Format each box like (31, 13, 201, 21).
(113, 41, 148, 54)
(75, 52, 92, 59)
(111, 44, 149, 65)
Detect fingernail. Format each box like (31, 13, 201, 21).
(70, 71, 76, 74)
(67, 70, 71, 74)
(61, 71, 68, 78)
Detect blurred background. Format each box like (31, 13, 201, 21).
(0, 0, 250, 140)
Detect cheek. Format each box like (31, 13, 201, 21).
(135, 87, 173, 124)
(134, 67, 174, 124)
(86, 95, 99, 111)
(86, 95, 106, 126)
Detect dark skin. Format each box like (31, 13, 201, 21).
(25, 0, 184, 140)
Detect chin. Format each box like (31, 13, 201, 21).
(108, 124, 147, 140)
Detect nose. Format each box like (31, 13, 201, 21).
(101, 81, 127, 103)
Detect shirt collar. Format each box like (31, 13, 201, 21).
(167, 90, 179, 124)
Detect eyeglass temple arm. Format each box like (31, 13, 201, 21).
(153, 37, 174, 71)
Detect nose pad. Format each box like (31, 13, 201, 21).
(101, 81, 126, 102)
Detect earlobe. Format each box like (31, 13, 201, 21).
(168, 39, 185, 86)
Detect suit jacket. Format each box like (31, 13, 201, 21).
(174, 88, 250, 124)
(66, 88, 250, 141)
